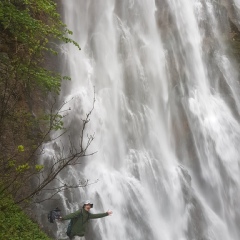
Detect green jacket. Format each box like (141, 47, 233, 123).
(62, 208, 108, 237)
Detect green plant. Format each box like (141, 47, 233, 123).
(0, 0, 97, 216)
(0, 0, 80, 94)
(0, 193, 51, 240)
(0, 0, 84, 204)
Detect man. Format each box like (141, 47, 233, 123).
(60, 200, 113, 240)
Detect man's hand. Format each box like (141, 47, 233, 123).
(107, 210, 113, 216)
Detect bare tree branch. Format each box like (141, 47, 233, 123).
(12, 89, 97, 205)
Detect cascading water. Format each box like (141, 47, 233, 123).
(39, 0, 240, 239)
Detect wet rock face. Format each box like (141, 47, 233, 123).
(220, 0, 240, 30)
(225, 1, 240, 64)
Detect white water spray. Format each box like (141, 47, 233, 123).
(41, 1, 240, 239)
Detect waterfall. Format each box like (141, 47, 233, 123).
(40, 0, 240, 239)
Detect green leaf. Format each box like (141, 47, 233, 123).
(17, 145, 25, 152)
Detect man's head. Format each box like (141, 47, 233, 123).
(83, 200, 93, 211)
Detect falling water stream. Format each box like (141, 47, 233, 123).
(40, 0, 240, 239)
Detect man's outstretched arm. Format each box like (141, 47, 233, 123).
(61, 210, 82, 220)
(90, 210, 113, 219)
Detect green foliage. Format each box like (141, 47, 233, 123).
(2, 8, 91, 240)
(0, 0, 79, 204)
(15, 163, 30, 172)
(0, 193, 51, 240)
(52, 114, 65, 130)
(35, 164, 44, 172)
(8, 159, 16, 167)
(18, 145, 25, 152)
(0, 0, 80, 93)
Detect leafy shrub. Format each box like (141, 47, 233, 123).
(0, 193, 51, 240)
(0, 0, 80, 203)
